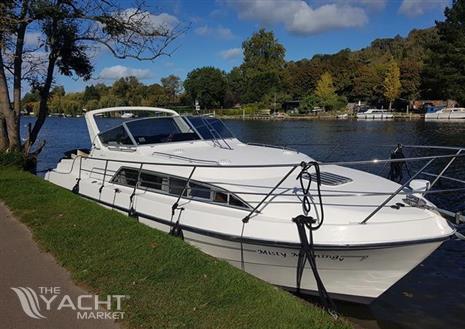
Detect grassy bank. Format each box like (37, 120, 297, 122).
(0, 167, 351, 329)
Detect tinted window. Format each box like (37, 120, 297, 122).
(99, 126, 133, 145)
(213, 191, 228, 203)
(185, 117, 234, 140)
(229, 195, 247, 208)
(190, 183, 211, 199)
(111, 168, 138, 186)
(169, 178, 188, 196)
(110, 168, 249, 209)
(125, 118, 200, 145)
(140, 172, 164, 191)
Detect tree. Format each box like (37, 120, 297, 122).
(0, 0, 186, 156)
(240, 29, 286, 103)
(161, 75, 182, 103)
(225, 67, 243, 106)
(383, 60, 401, 110)
(400, 58, 421, 101)
(184, 67, 227, 109)
(299, 93, 319, 113)
(422, 0, 465, 103)
(315, 72, 337, 110)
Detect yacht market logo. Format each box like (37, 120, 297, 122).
(11, 287, 128, 320)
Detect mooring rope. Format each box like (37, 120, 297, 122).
(293, 161, 338, 318)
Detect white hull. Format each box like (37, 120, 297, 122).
(46, 166, 449, 302)
(425, 113, 465, 120)
(357, 113, 393, 120)
(142, 215, 441, 302)
(425, 107, 465, 120)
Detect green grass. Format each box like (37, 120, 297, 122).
(0, 168, 352, 329)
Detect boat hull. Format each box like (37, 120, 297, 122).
(45, 159, 450, 303)
(136, 212, 443, 303)
(357, 113, 394, 120)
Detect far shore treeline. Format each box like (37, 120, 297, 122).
(22, 1, 465, 115)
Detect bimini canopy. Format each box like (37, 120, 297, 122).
(85, 107, 179, 149)
(86, 107, 235, 149)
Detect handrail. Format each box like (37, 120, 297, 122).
(247, 142, 298, 153)
(49, 143, 465, 226)
(360, 158, 435, 224)
(430, 149, 462, 189)
(53, 150, 465, 169)
(152, 152, 220, 165)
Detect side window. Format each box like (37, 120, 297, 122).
(213, 191, 228, 203)
(111, 168, 249, 209)
(190, 183, 211, 199)
(111, 168, 138, 186)
(99, 126, 133, 145)
(169, 178, 188, 196)
(229, 195, 248, 208)
(140, 172, 165, 191)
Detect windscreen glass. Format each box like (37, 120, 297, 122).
(125, 117, 200, 145)
(184, 117, 234, 140)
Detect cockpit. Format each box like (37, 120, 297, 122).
(98, 116, 235, 147)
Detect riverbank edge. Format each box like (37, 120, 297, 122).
(216, 114, 423, 121)
(0, 167, 352, 329)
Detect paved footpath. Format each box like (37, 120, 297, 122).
(0, 202, 120, 329)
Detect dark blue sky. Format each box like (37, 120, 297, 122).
(53, 0, 449, 92)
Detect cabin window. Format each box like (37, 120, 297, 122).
(99, 126, 133, 146)
(111, 167, 249, 209)
(229, 195, 248, 208)
(140, 172, 165, 191)
(111, 168, 139, 186)
(169, 178, 188, 196)
(190, 183, 211, 199)
(213, 191, 228, 203)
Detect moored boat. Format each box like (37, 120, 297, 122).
(357, 109, 393, 120)
(425, 107, 465, 120)
(45, 106, 462, 303)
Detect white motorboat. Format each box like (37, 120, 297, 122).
(357, 109, 393, 120)
(45, 107, 462, 303)
(425, 107, 465, 120)
(121, 112, 135, 119)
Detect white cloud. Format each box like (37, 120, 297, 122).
(117, 8, 179, 32)
(99, 65, 152, 80)
(219, 48, 242, 60)
(399, 0, 448, 17)
(315, 0, 387, 11)
(195, 25, 235, 39)
(227, 0, 368, 35)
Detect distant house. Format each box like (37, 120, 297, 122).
(410, 99, 458, 112)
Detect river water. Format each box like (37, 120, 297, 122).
(22, 117, 465, 329)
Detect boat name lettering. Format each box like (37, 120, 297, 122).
(256, 249, 368, 262)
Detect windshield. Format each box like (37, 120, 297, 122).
(184, 116, 234, 140)
(98, 116, 234, 146)
(125, 117, 199, 145)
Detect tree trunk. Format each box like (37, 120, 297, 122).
(0, 44, 12, 151)
(9, 0, 29, 152)
(389, 101, 392, 111)
(24, 53, 57, 155)
(0, 115, 8, 151)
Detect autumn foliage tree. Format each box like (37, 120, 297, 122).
(0, 0, 185, 157)
(383, 60, 401, 110)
